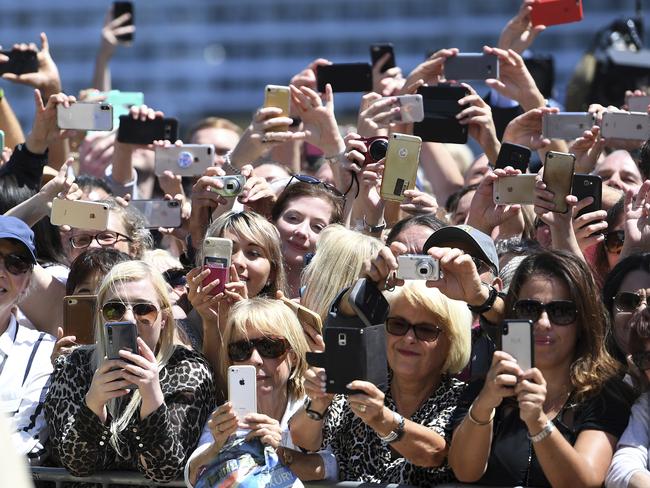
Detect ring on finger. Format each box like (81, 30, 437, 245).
(357, 403, 367, 413)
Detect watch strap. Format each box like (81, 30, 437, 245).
(303, 397, 326, 421)
(467, 283, 498, 314)
(378, 411, 405, 443)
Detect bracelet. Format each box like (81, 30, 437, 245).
(222, 151, 241, 175)
(467, 402, 494, 426)
(467, 283, 498, 315)
(528, 419, 555, 443)
(323, 152, 342, 165)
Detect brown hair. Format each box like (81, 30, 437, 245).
(188, 116, 243, 139)
(271, 181, 344, 224)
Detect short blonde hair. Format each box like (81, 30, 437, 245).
(220, 298, 309, 400)
(385, 282, 472, 374)
(142, 249, 183, 274)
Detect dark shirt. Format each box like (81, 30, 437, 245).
(0, 143, 48, 190)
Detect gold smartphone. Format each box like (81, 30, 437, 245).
(278, 295, 322, 334)
(264, 85, 290, 132)
(380, 133, 422, 202)
(50, 198, 110, 231)
(542, 151, 576, 214)
(492, 174, 537, 205)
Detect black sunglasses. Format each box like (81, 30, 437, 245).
(0, 253, 33, 275)
(163, 268, 187, 288)
(284, 174, 345, 198)
(385, 317, 442, 342)
(613, 291, 647, 313)
(513, 299, 577, 326)
(101, 301, 160, 325)
(228, 337, 290, 362)
(604, 230, 625, 254)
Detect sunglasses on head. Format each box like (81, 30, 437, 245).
(604, 230, 625, 254)
(632, 351, 650, 371)
(385, 317, 442, 342)
(227, 337, 290, 362)
(613, 291, 648, 313)
(513, 299, 577, 325)
(0, 253, 33, 275)
(101, 301, 160, 325)
(284, 174, 345, 198)
(162, 268, 187, 288)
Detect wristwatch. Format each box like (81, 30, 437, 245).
(467, 282, 498, 315)
(304, 397, 327, 421)
(378, 411, 405, 444)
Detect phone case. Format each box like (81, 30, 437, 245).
(264, 85, 290, 120)
(113, 1, 134, 43)
(542, 112, 595, 140)
(50, 198, 110, 231)
(444, 53, 499, 81)
(154, 144, 214, 177)
(627, 95, 650, 112)
(380, 133, 422, 202)
(542, 151, 576, 214)
(347, 278, 390, 328)
(279, 296, 323, 333)
(493, 175, 537, 205)
(129, 199, 182, 228)
(414, 84, 469, 143)
(572, 174, 603, 218)
(100, 90, 144, 129)
(370, 44, 396, 72)
(117, 116, 179, 145)
(63, 295, 97, 345)
(501, 320, 534, 370)
(0, 49, 38, 75)
(391, 95, 424, 123)
(203, 237, 232, 295)
(494, 142, 531, 172)
(601, 112, 650, 140)
(228, 365, 257, 418)
(530, 0, 583, 27)
(316, 63, 373, 93)
(57, 103, 114, 131)
(104, 321, 138, 360)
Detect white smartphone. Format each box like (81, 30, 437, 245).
(50, 198, 110, 231)
(228, 365, 257, 418)
(626, 94, 650, 113)
(542, 112, 595, 140)
(492, 174, 537, 205)
(56, 102, 113, 131)
(154, 144, 215, 177)
(129, 199, 182, 228)
(501, 320, 534, 370)
(601, 111, 650, 140)
(389, 94, 424, 123)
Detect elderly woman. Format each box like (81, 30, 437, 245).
(45, 261, 215, 482)
(290, 253, 472, 485)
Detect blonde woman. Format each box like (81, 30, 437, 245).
(45, 261, 215, 482)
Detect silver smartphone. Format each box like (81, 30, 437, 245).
(228, 365, 257, 418)
(601, 111, 650, 140)
(56, 102, 113, 131)
(129, 199, 182, 228)
(444, 53, 499, 80)
(542, 112, 595, 140)
(492, 174, 537, 205)
(390, 95, 424, 123)
(501, 320, 534, 371)
(154, 144, 215, 177)
(626, 95, 650, 113)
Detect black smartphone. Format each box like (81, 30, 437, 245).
(0, 49, 38, 75)
(370, 44, 396, 73)
(316, 63, 373, 93)
(494, 142, 531, 172)
(444, 53, 499, 81)
(117, 116, 179, 145)
(413, 84, 469, 144)
(348, 278, 390, 328)
(113, 1, 134, 43)
(572, 174, 603, 218)
(105, 321, 138, 360)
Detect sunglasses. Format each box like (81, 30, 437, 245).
(284, 174, 345, 198)
(604, 230, 625, 254)
(632, 351, 650, 371)
(472, 257, 496, 276)
(101, 301, 160, 325)
(513, 299, 577, 326)
(0, 253, 33, 275)
(228, 337, 290, 362)
(385, 317, 442, 342)
(162, 268, 187, 289)
(613, 291, 648, 313)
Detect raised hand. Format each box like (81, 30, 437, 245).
(458, 83, 500, 163)
(498, 0, 546, 53)
(372, 52, 405, 96)
(2, 33, 61, 96)
(620, 180, 650, 258)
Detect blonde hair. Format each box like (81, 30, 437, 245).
(385, 281, 472, 374)
(220, 298, 309, 400)
(91, 261, 176, 454)
(142, 249, 183, 274)
(301, 225, 383, 320)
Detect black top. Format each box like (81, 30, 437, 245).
(0, 143, 48, 190)
(449, 377, 632, 487)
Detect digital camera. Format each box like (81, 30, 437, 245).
(396, 254, 440, 281)
(211, 175, 247, 197)
(359, 136, 388, 166)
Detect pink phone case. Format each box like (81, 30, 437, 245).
(203, 265, 228, 296)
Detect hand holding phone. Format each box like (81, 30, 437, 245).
(500, 320, 534, 370)
(542, 151, 576, 213)
(0, 49, 38, 75)
(63, 295, 97, 345)
(112, 2, 135, 44)
(370, 44, 396, 73)
(228, 365, 257, 419)
(117, 109, 179, 145)
(57, 102, 114, 131)
(202, 237, 233, 296)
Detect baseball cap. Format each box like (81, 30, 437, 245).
(423, 225, 499, 274)
(0, 216, 37, 264)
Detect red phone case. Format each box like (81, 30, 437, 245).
(203, 265, 228, 296)
(530, 0, 583, 27)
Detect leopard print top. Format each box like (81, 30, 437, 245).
(44, 345, 216, 484)
(321, 375, 466, 487)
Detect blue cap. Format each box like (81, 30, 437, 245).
(423, 225, 499, 274)
(0, 216, 37, 264)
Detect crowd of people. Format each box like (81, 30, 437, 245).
(3, 1, 650, 487)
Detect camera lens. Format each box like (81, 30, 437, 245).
(168, 200, 179, 207)
(416, 259, 433, 277)
(369, 139, 388, 162)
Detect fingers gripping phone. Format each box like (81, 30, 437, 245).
(572, 174, 602, 218)
(530, 0, 583, 27)
(202, 237, 232, 296)
(50, 198, 110, 231)
(542, 151, 576, 214)
(500, 320, 534, 371)
(57, 103, 114, 131)
(444, 53, 499, 81)
(104, 321, 139, 390)
(228, 365, 257, 419)
(493, 174, 537, 205)
(154, 144, 214, 177)
(113, 1, 135, 44)
(129, 199, 182, 228)
(264, 85, 290, 132)
(63, 295, 97, 345)
(370, 43, 396, 73)
(494, 142, 531, 172)
(387, 95, 424, 123)
(0, 49, 38, 75)
(380, 133, 422, 202)
(117, 116, 179, 145)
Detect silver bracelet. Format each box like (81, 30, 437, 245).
(528, 419, 555, 443)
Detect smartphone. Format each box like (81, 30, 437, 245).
(530, 0, 583, 27)
(117, 116, 179, 145)
(57, 103, 113, 131)
(572, 174, 603, 218)
(104, 321, 138, 360)
(380, 133, 422, 202)
(129, 200, 182, 228)
(494, 142, 531, 172)
(278, 295, 323, 334)
(113, 1, 134, 44)
(154, 144, 214, 177)
(601, 111, 650, 141)
(444, 53, 499, 81)
(63, 295, 97, 345)
(370, 43, 396, 73)
(542, 151, 576, 214)
(626, 95, 650, 113)
(414, 84, 469, 144)
(202, 237, 232, 296)
(100, 90, 144, 129)
(492, 174, 537, 205)
(0, 49, 38, 75)
(347, 278, 390, 328)
(383, 95, 424, 123)
(264, 85, 290, 132)
(542, 112, 595, 140)
(50, 198, 110, 231)
(228, 365, 257, 418)
(316, 63, 372, 93)
(501, 320, 534, 371)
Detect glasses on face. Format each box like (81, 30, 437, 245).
(613, 291, 648, 313)
(69, 231, 133, 249)
(284, 174, 345, 199)
(513, 299, 577, 326)
(101, 301, 160, 325)
(472, 257, 495, 277)
(227, 337, 290, 362)
(385, 317, 442, 342)
(604, 230, 625, 254)
(0, 253, 33, 275)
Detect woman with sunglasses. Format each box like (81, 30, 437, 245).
(449, 250, 631, 487)
(45, 261, 215, 482)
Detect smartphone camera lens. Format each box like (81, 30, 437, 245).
(101, 105, 110, 111)
(169, 200, 179, 207)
